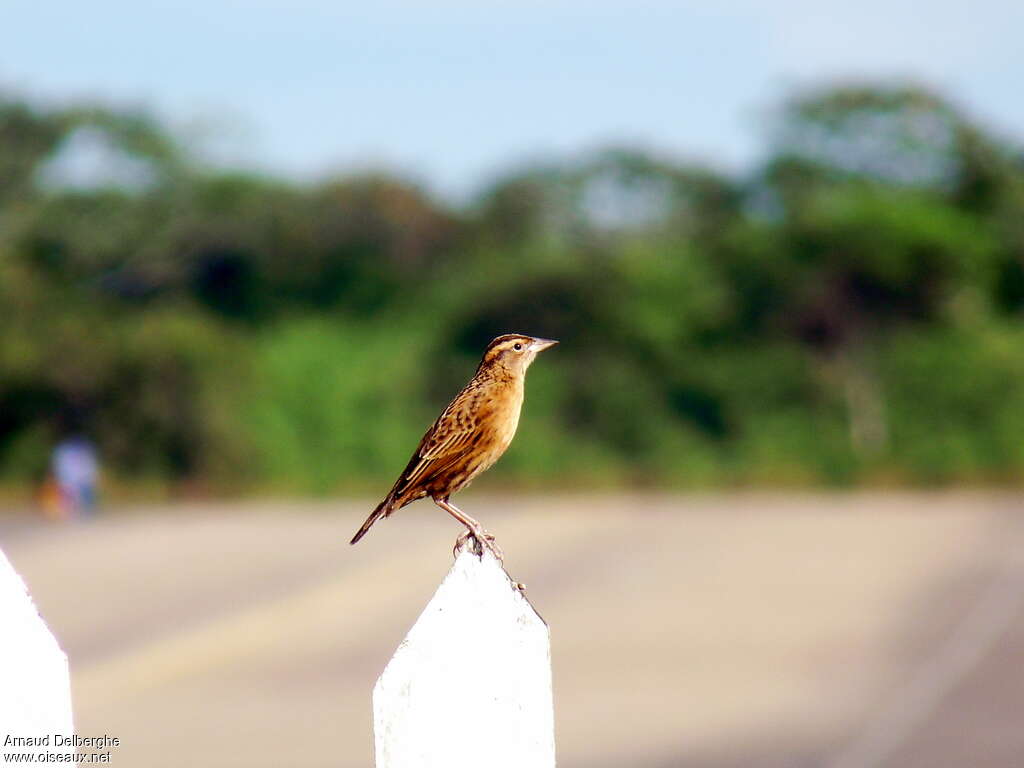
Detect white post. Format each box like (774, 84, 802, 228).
(0, 547, 75, 760)
(373, 550, 556, 768)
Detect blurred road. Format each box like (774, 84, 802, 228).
(2, 492, 1023, 768)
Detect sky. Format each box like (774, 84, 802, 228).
(3, 0, 1023, 198)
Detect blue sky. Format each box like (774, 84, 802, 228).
(3, 1, 1023, 197)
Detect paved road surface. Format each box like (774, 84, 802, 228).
(2, 492, 1022, 767)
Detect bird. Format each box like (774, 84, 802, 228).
(350, 333, 558, 561)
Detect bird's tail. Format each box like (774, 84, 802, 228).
(350, 500, 389, 545)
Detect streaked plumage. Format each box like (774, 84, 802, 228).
(350, 333, 558, 560)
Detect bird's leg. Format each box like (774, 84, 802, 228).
(433, 497, 503, 562)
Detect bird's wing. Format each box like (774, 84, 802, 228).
(388, 388, 481, 501)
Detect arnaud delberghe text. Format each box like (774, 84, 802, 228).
(4, 735, 120, 749)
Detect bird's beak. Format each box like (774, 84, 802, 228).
(530, 337, 559, 352)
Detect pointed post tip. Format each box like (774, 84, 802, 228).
(373, 541, 556, 768)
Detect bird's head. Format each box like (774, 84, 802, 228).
(479, 334, 558, 377)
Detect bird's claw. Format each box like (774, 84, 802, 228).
(454, 529, 503, 563)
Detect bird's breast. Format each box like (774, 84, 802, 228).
(474, 380, 524, 462)
(493, 383, 524, 448)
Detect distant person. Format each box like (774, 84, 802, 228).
(52, 435, 99, 519)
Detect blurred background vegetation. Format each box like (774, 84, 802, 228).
(2, 82, 1023, 496)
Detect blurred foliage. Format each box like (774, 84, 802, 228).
(2, 82, 1023, 494)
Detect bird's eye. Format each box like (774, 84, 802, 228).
(513, 342, 523, 351)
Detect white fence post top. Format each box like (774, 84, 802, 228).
(373, 550, 555, 768)
(0, 546, 74, 748)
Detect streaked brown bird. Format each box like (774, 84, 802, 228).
(350, 333, 558, 560)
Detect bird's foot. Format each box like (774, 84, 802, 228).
(453, 531, 472, 557)
(454, 528, 504, 563)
